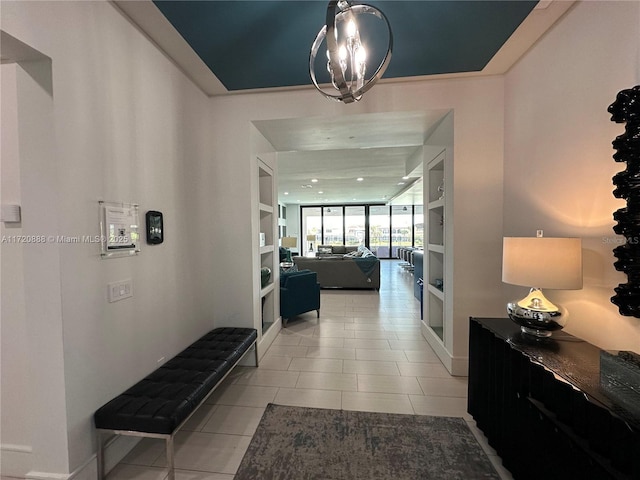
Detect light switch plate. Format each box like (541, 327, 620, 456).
(108, 279, 133, 303)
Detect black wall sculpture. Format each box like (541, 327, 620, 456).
(609, 85, 640, 317)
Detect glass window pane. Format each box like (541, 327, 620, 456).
(302, 206, 322, 255)
(345, 206, 365, 246)
(391, 205, 413, 257)
(414, 205, 424, 248)
(323, 207, 343, 245)
(369, 205, 390, 258)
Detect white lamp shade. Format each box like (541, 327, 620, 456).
(502, 237, 583, 290)
(281, 237, 297, 248)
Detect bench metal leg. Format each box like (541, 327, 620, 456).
(254, 344, 259, 367)
(166, 435, 175, 480)
(96, 430, 106, 479)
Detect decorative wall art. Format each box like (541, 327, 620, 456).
(608, 85, 640, 317)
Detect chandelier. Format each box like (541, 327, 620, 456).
(310, 0, 393, 104)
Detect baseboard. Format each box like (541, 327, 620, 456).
(21, 435, 140, 480)
(1, 443, 32, 478)
(420, 322, 468, 376)
(450, 355, 469, 377)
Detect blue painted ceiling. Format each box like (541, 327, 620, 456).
(152, 1, 539, 92)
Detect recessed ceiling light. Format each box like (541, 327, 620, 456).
(301, 184, 313, 188)
(356, 177, 364, 182)
(402, 176, 410, 180)
(397, 182, 405, 185)
(318, 191, 324, 194)
(284, 192, 289, 195)
(311, 178, 318, 183)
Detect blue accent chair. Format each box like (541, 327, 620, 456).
(280, 269, 320, 326)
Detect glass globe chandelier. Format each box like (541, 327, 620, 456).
(310, 0, 393, 104)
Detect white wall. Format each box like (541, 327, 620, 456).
(1, 1, 214, 477)
(1, 62, 33, 475)
(504, 0, 640, 350)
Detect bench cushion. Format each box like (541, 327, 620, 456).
(94, 327, 257, 435)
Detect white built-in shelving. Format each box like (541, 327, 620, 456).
(256, 156, 280, 359)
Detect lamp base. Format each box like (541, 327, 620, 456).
(507, 288, 567, 338)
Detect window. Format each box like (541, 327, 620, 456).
(345, 206, 365, 246)
(300, 204, 422, 258)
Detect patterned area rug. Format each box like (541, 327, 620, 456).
(235, 403, 500, 480)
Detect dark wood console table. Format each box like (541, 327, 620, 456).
(468, 317, 639, 480)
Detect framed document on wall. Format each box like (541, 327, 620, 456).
(99, 201, 140, 258)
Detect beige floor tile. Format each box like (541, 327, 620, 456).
(298, 336, 345, 347)
(409, 394, 471, 419)
(274, 387, 342, 409)
(313, 329, 355, 338)
(342, 391, 414, 414)
(232, 368, 300, 388)
(182, 403, 218, 431)
(383, 325, 421, 332)
(355, 348, 408, 362)
(344, 323, 387, 331)
(305, 346, 356, 360)
(288, 357, 343, 373)
(357, 374, 423, 394)
(417, 376, 468, 397)
(211, 384, 278, 407)
(396, 362, 451, 378)
(295, 371, 358, 391)
(272, 335, 302, 346)
(280, 322, 316, 335)
(388, 339, 435, 351)
(263, 344, 309, 358)
(352, 316, 394, 324)
(343, 338, 391, 349)
(120, 438, 165, 467)
(343, 359, 400, 376)
(258, 354, 292, 371)
(318, 316, 355, 323)
(201, 405, 265, 436)
(353, 330, 398, 339)
(106, 464, 168, 480)
(153, 431, 251, 475)
(404, 349, 441, 363)
(395, 331, 424, 340)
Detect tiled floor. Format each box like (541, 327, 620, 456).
(0, 260, 513, 480)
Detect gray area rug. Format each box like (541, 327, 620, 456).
(235, 403, 500, 480)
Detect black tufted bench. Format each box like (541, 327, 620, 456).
(94, 327, 257, 480)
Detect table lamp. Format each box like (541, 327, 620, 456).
(306, 234, 316, 252)
(281, 237, 297, 249)
(502, 235, 582, 338)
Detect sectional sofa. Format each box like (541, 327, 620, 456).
(293, 245, 380, 289)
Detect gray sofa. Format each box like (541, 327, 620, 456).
(293, 249, 380, 289)
(315, 245, 358, 257)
